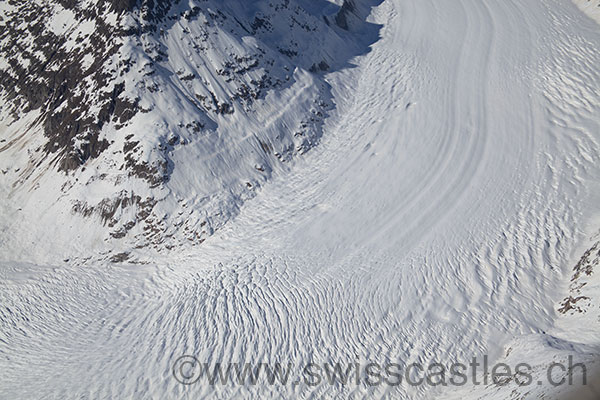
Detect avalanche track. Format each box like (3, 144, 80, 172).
(1, 0, 599, 399)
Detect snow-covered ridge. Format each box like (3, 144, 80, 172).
(0, 0, 381, 262)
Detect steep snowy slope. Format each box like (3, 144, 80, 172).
(1, 0, 600, 399)
(0, 0, 379, 263)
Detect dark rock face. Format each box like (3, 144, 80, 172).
(59, 0, 170, 20)
(335, 0, 357, 30)
(0, 0, 178, 173)
(105, 0, 139, 14)
(1, 2, 126, 171)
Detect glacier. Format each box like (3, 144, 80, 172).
(1, 0, 599, 399)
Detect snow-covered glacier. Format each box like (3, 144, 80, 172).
(1, 0, 599, 399)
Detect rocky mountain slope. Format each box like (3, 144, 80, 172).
(0, 0, 380, 262)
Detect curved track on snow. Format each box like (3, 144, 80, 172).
(1, 0, 599, 398)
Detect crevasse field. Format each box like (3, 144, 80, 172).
(1, 0, 599, 399)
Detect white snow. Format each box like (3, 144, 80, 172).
(572, 0, 600, 24)
(1, 0, 599, 399)
(47, 6, 77, 37)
